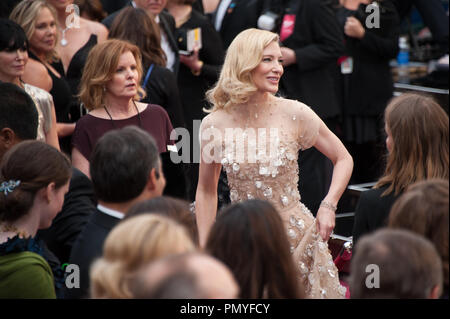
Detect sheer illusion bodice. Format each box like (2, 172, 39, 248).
(201, 96, 346, 298)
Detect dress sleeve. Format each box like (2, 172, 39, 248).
(71, 116, 93, 160)
(24, 84, 54, 134)
(164, 106, 175, 147)
(198, 113, 222, 164)
(295, 101, 321, 150)
(39, 94, 54, 134)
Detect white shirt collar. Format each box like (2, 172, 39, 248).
(215, 0, 233, 31)
(97, 204, 125, 220)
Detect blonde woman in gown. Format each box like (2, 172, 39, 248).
(195, 29, 353, 299)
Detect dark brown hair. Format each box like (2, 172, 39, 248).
(108, 7, 166, 69)
(375, 93, 449, 196)
(0, 141, 71, 222)
(388, 179, 449, 288)
(74, 0, 107, 22)
(126, 196, 198, 245)
(206, 199, 302, 298)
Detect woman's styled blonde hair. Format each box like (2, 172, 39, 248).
(376, 93, 449, 196)
(90, 214, 196, 299)
(205, 28, 279, 112)
(79, 39, 146, 110)
(10, 0, 59, 63)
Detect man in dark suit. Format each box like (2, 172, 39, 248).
(102, 0, 180, 75)
(268, 0, 345, 215)
(212, 0, 265, 49)
(65, 126, 166, 299)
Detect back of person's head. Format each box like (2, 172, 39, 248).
(108, 7, 166, 68)
(376, 93, 449, 195)
(79, 38, 146, 110)
(126, 196, 198, 245)
(206, 28, 280, 112)
(90, 214, 196, 298)
(89, 126, 162, 203)
(388, 179, 449, 290)
(206, 199, 301, 298)
(0, 140, 71, 223)
(350, 228, 443, 299)
(0, 18, 28, 52)
(74, 0, 107, 22)
(130, 252, 239, 299)
(0, 83, 38, 153)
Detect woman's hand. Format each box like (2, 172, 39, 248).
(344, 17, 365, 39)
(316, 206, 336, 242)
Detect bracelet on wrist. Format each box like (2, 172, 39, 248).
(320, 200, 337, 212)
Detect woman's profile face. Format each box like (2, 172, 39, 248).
(250, 41, 284, 95)
(0, 46, 28, 81)
(29, 7, 57, 55)
(39, 181, 70, 229)
(105, 51, 139, 100)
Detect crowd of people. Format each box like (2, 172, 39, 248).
(0, 0, 448, 300)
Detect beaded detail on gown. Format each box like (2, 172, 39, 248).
(201, 97, 346, 298)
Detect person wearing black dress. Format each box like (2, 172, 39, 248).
(10, 0, 75, 155)
(47, 0, 108, 124)
(166, 0, 224, 201)
(335, 0, 399, 183)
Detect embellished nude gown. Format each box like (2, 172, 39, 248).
(201, 96, 346, 298)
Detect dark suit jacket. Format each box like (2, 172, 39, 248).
(175, 10, 224, 135)
(212, 0, 266, 49)
(352, 184, 401, 247)
(277, 0, 344, 119)
(102, 3, 180, 75)
(100, 0, 129, 14)
(192, 0, 204, 14)
(338, 1, 399, 117)
(64, 209, 121, 299)
(141, 64, 185, 129)
(38, 168, 97, 264)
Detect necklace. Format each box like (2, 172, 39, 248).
(59, 26, 69, 46)
(103, 100, 143, 129)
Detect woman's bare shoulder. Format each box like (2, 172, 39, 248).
(276, 96, 316, 116)
(23, 59, 52, 92)
(83, 18, 108, 42)
(201, 108, 232, 129)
